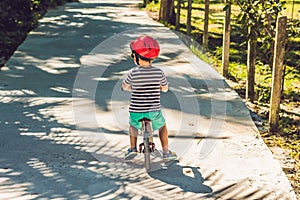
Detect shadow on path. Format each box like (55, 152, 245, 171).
(149, 161, 213, 193)
(0, 0, 295, 199)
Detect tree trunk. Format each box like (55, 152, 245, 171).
(222, 0, 231, 77)
(246, 26, 257, 102)
(203, 0, 209, 49)
(159, 0, 176, 24)
(175, 0, 182, 31)
(186, 0, 192, 36)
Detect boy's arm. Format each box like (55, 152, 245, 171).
(160, 70, 168, 92)
(160, 84, 168, 92)
(122, 80, 132, 91)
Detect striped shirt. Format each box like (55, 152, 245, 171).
(124, 66, 168, 112)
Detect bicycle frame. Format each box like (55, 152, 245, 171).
(138, 118, 155, 171)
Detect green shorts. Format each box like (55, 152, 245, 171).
(129, 111, 166, 131)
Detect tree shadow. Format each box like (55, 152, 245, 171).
(0, 0, 296, 199)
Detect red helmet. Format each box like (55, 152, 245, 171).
(130, 35, 160, 59)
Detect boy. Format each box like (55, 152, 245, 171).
(122, 35, 177, 160)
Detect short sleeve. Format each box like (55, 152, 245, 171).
(124, 69, 133, 85)
(161, 71, 168, 86)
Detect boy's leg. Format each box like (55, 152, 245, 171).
(159, 124, 177, 160)
(158, 124, 169, 153)
(129, 125, 139, 148)
(125, 125, 139, 160)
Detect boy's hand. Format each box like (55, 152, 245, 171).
(160, 84, 168, 92)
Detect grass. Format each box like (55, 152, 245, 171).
(145, 0, 300, 197)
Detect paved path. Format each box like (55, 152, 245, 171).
(0, 0, 297, 199)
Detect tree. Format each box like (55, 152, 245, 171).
(0, 0, 77, 61)
(175, 0, 182, 31)
(0, 0, 33, 59)
(246, 26, 257, 102)
(186, 0, 192, 36)
(159, 0, 176, 24)
(236, 0, 284, 102)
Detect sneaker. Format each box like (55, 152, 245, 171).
(125, 147, 138, 160)
(163, 150, 177, 160)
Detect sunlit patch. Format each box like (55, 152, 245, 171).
(27, 158, 58, 178)
(39, 15, 69, 23)
(18, 128, 29, 131)
(30, 31, 46, 36)
(5, 74, 23, 78)
(37, 64, 68, 74)
(12, 54, 80, 75)
(20, 132, 47, 136)
(15, 66, 25, 70)
(74, 14, 111, 20)
(73, 88, 88, 94)
(0, 163, 33, 199)
(158, 55, 172, 60)
(50, 87, 71, 94)
(92, 77, 109, 81)
(38, 14, 85, 27)
(0, 89, 36, 96)
(67, 8, 109, 14)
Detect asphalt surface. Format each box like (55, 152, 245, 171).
(0, 0, 297, 199)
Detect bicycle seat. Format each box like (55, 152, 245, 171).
(138, 117, 151, 122)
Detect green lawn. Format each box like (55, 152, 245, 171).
(176, 1, 300, 97)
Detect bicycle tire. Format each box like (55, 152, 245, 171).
(144, 130, 151, 171)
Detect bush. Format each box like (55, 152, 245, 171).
(0, 0, 77, 64)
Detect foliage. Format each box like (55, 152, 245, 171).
(234, 1, 300, 103)
(142, 0, 159, 8)
(0, 0, 32, 59)
(146, 1, 160, 12)
(235, 0, 286, 67)
(284, 19, 300, 91)
(0, 0, 77, 62)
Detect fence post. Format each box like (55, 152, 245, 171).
(203, 0, 209, 49)
(269, 16, 287, 132)
(222, 0, 231, 77)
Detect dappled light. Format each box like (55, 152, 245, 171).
(0, 0, 297, 199)
(0, 89, 36, 97)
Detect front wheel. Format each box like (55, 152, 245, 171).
(144, 135, 151, 171)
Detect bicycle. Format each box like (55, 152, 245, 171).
(125, 117, 177, 171)
(138, 117, 155, 171)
